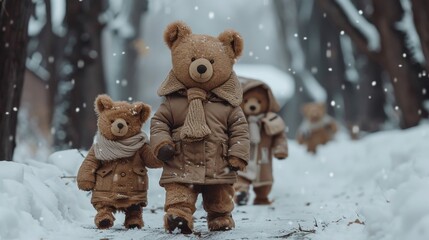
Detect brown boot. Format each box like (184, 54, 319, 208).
(253, 185, 272, 205)
(94, 206, 115, 229)
(164, 183, 198, 234)
(202, 184, 235, 231)
(207, 214, 235, 231)
(164, 212, 193, 234)
(124, 205, 143, 229)
(233, 177, 250, 206)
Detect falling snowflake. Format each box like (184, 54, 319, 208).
(208, 12, 215, 19)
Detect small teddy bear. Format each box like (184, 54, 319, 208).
(150, 21, 250, 233)
(77, 94, 162, 229)
(296, 102, 337, 153)
(234, 77, 288, 206)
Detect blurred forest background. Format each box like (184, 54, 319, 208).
(1, 0, 428, 161)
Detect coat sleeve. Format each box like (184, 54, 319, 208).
(140, 144, 163, 168)
(227, 106, 250, 163)
(272, 131, 288, 156)
(76, 146, 100, 189)
(150, 98, 174, 157)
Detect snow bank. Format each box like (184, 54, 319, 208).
(1, 123, 429, 240)
(0, 149, 91, 240)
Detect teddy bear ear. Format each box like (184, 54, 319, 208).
(164, 21, 192, 49)
(133, 102, 152, 123)
(218, 30, 243, 59)
(94, 94, 113, 114)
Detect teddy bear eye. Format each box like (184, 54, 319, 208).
(244, 99, 248, 103)
(210, 59, 215, 64)
(110, 120, 114, 123)
(258, 100, 262, 104)
(126, 121, 130, 125)
(191, 57, 196, 62)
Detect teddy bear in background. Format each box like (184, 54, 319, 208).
(234, 77, 288, 206)
(150, 21, 249, 233)
(296, 102, 337, 153)
(77, 94, 162, 229)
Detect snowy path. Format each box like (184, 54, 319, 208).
(2, 123, 429, 240)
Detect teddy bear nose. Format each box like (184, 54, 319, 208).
(117, 123, 124, 129)
(197, 64, 207, 74)
(250, 105, 256, 111)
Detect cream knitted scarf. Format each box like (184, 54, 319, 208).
(157, 71, 243, 142)
(180, 88, 212, 142)
(93, 132, 147, 161)
(247, 114, 265, 144)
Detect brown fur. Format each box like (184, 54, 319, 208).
(77, 95, 162, 229)
(163, 21, 243, 92)
(296, 102, 338, 153)
(151, 21, 249, 233)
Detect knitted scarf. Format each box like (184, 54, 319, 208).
(93, 132, 147, 161)
(247, 114, 265, 144)
(180, 88, 212, 142)
(157, 71, 243, 142)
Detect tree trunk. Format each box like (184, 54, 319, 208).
(52, 0, 107, 150)
(372, 0, 423, 128)
(0, 0, 33, 160)
(411, 0, 429, 72)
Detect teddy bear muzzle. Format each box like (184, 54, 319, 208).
(243, 98, 262, 115)
(189, 58, 213, 83)
(110, 118, 129, 137)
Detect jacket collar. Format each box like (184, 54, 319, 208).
(157, 70, 243, 107)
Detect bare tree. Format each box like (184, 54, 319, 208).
(317, 0, 427, 128)
(0, 0, 33, 160)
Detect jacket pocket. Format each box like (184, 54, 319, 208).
(133, 167, 148, 191)
(96, 166, 113, 177)
(94, 166, 113, 191)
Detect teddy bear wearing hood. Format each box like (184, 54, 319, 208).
(150, 21, 250, 233)
(234, 77, 288, 206)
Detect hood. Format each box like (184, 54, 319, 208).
(239, 76, 281, 112)
(157, 71, 243, 107)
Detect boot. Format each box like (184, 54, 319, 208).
(165, 213, 193, 234)
(94, 207, 115, 229)
(124, 205, 144, 229)
(207, 214, 235, 231)
(235, 191, 249, 206)
(253, 185, 272, 205)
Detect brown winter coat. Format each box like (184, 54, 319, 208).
(150, 72, 250, 185)
(238, 79, 288, 187)
(77, 143, 161, 209)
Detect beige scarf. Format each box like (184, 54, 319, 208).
(93, 132, 147, 161)
(157, 71, 243, 142)
(247, 114, 265, 144)
(180, 88, 212, 141)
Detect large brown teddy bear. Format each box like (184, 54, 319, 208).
(150, 21, 250, 233)
(77, 95, 162, 229)
(296, 102, 337, 153)
(234, 78, 288, 206)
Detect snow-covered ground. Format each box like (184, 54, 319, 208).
(1, 123, 429, 240)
